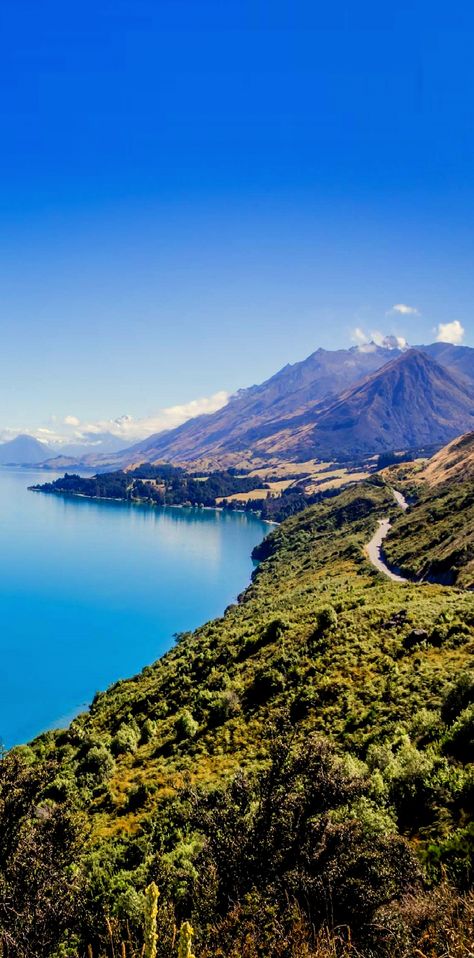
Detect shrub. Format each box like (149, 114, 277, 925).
(42, 772, 76, 803)
(0, 753, 85, 957)
(141, 718, 156, 744)
(390, 762, 436, 829)
(403, 628, 429, 650)
(289, 687, 318, 722)
(111, 723, 140, 756)
(175, 710, 199, 741)
(318, 605, 338, 633)
(246, 668, 285, 706)
(441, 671, 474, 725)
(443, 704, 474, 763)
(262, 617, 290, 643)
(125, 782, 153, 812)
(189, 735, 420, 941)
(208, 690, 240, 727)
(78, 744, 115, 784)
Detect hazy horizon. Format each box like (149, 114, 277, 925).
(1, 335, 473, 450)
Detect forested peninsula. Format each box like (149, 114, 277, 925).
(30, 463, 343, 522)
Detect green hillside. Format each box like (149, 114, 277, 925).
(384, 480, 474, 590)
(381, 431, 474, 589)
(1, 477, 473, 957)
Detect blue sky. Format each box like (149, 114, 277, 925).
(0, 1, 473, 443)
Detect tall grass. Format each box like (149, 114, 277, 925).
(87, 886, 195, 958)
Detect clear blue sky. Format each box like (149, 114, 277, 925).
(0, 1, 473, 438)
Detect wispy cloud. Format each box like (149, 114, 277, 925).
(351, 327, 368, 346)
(435, 320, 465, 345)
(351, 327, 407, 351)
(77, 390, 230, 444)
(388, 303, 419, 316)
(0, 390, 230, 448)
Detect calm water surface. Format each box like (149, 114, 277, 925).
(0, 468, 270, 746)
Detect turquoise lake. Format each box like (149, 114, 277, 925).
(0, 468, 271, 747)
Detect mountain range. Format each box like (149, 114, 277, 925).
(79, 340, 474, 467)
(3, 341, 474, 468)
(290, 349, 474, 459)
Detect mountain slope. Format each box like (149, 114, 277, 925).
(418, 430, 474, 486)
(111, 344, 405, 465)
(39, 342, 474, 470)
(382, 431, 474, 589)
(385, 478, 474, 589)
(421, 342, 474, 383)
(303, 349, 474, 459)
(1, 477, 473, 955)
(0, 434, 54, 465)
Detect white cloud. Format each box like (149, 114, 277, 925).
(357, 342, 378, 353)
(0, 390, 230, 449)
(351, 327, 368, 346)
(372, 331, 408, 349)
(435, 320, 465, 345)
(77, 390, 230, 444)
(351, 327, 407, 351)
(388, 303, 419, 316)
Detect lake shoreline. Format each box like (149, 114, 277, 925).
(30, 484, 279, 524)
(2, 469, 271, 747)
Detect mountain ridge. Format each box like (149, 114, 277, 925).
(0, 433, 54, 465)
(303, 348, 474, 458)
(36, 341, 474, 470)
(116, 346, 474, 465)
(417, 430, 474, 486)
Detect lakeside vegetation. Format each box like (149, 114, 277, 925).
(30, 465, 269, 509)
(30, 461, 372, 523)
(2, 471, 474, 956)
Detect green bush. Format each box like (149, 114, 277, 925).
(441, 672, 474, 725)
(175, 710, 199, 741)
(141, 718, 156, 744)
(78, 744, 115, 784)
(443, 704, 474, 763)
(246, 668, 285, 706)
(125, 782, 153, 812)
(208, 689, 240, 727)
(111, 723, 140, 756)
(318, 605, 338, 633)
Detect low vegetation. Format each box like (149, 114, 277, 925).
(2, 474, 474, 955)
(382, 446, 474, 590)
(385, 479, 474, 589)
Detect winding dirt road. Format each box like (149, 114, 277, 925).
(365, 488, 410, 583)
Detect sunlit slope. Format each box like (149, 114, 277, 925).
(49, 344, 474, 470)
(22, 477, 473, 844)
(383, 432, 474, 589)
(420, 430, 474, 486)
